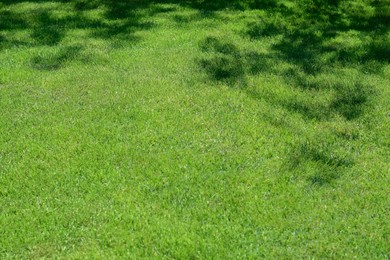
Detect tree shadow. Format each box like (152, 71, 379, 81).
(0, 9, 27, 31)
(245, 0, 389, 69)
(0, 0, 179, 69)
(240, 1, 388, 122)
(198, 36, 280, 87)
(1, 0, 387, 187)
(330, 82, 373, 120)
(198, 36, 246, 85)
(172, 9, 219, 26)
(292, 136, 355, 186)
(31, 45, 83, 70)
(198, 35, 375, 122)
(0, 0, 285, 71)
(0, 0, 283, 54)
(30, 11, 65, 46)
(194, 1, 387, 187)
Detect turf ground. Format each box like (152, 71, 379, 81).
(0, 0, 389, 258)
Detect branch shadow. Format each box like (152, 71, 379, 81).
(31, 45, 83, 70)
(30, 11, 65, 46)
(0, 0, 181, 69)
(1, 0, 388, 187)
(290, 138, 355, 186)
(198, 36, 246, 85)
(195, 0, 388, 187)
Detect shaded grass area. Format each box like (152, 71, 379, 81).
(0, 0, 389, 258)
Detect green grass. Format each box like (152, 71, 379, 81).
(1, 0, 389, 258)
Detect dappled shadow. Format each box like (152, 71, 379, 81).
(199, 37, 245, 84)
(198, 35, 375, 121)
(0, 9, 27, 30)
(330, 82, 372, 120)
(198, 36, 279, 86)
(289, 135, 355, 186)
(31, 45, 83, 70)
(2, 0, 387, 187)
(247, 0, 390, 69)
(244, 0, 388, 186)
(0, 0, 182, 69)
(284, 77, 373, 121)
(241, 1, 387, 121)
(0, 0, 285, 52)
(194, 0, 387, 187)
(31, 11, 65, 46)
(2, 0, 276, 69)
(172, 9, 219, 26)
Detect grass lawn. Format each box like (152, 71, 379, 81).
(0, 0, 389, 258)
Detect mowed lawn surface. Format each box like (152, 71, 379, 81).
(0, 0, 389, 258)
